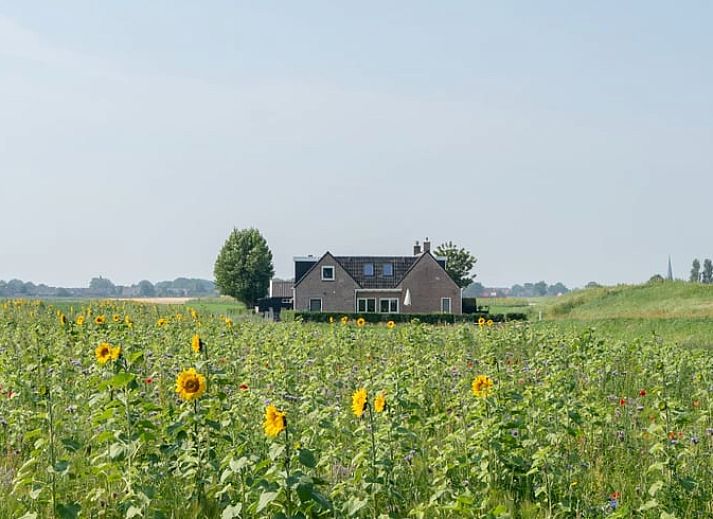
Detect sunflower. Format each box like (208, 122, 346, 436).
(96, 342, 113, 364)
(352, 388, 368, 418)
(58, 313, 67, 326)
(356, 317, 366, 327)
(94, 315, 106, 325)
(374, 392, 386, 413)
(190, 308, 198, 320)
(486, 319, 494, 327)
(224, 317, 233, 327)
(112, 314, 121, 323)
(329, 316, 335, 324)
(175, 368, 207, 401)
(472, 374, 494, 397)
(263, 404, 286, 437)
(340, 316, 349, 325)
(156, 318, 168, 327)
(191, 334, 203, 354)
(124, 315, 133, 327)
(477, 317, 486, 327)
(76, 315, 85, 326)
(386, 320, 395, 329)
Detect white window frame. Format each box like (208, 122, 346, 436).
(321, 266, 335, 281)
(379, 298, 399, 313)
(357, 298, 376, 313)
(382, 263, 394, 276)
(441, 297, 452, 314)
(308, 298, 322, 312)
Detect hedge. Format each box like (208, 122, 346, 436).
(293, 311, 527, 325)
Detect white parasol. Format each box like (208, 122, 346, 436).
(403, 288, 412, 307)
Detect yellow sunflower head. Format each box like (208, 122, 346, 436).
(112, 314, 121, 323)
(76, 315, 85, 326)
(191, 334, 203, 354)
(190, 308, 198, 320)
(263, 404, 286, 437)
(58, 313, 68, 326)
(486, 319, 494, 327)
(340, 316, 348, 325)
(156, 318, 168, 327)
(472, 374, 494, 398)
(329, 316, 335, 324)
(374, 392, 386, 413)
(386, 320, 395, 329)
(175, 368, 207, 401)
(94, 315, 106, 325)
(352, 388, 368, 418)
(110, 345, 121, 361)
(95, 342, 113, 364)
(124, 315, 133, 327)
(478, 317, 486, 327)
(356, 317, 366, 327)
(223, 316, 233, 327)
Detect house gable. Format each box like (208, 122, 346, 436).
(293, 252, 360, 312)
(397, 252, 462, 314)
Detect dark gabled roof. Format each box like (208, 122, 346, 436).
(333, 256, 418, 289)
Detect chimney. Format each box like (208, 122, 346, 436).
(423, 237, 431, 253)
(413, 241, 421, 255)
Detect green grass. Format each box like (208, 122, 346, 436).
(184, 296, 247, 317)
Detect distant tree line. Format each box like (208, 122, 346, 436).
(689, 258, 713, 284)
(0, 277, 216, 298)
(465, 281, 570, 298)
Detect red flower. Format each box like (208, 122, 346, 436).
(639, 389, 646, 397)
(239, 383, 249, 391)
(619, 398, 627, 407)
(145, 377, 154, 384)
(611, 491, 620, 500)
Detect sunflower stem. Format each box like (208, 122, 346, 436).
(367, 403, 378, 514)
(284, 424, 293, 515)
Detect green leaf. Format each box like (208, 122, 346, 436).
(229, 457, 249, 473)
(18, 513, 37, 519)
(56, 502, 81, 519)
(109, 372, 135, 388)
(221, 504, 242, 519)
(268, 443, 285, 461)
(126, 505, 142, 518)
(648, 481, 664, 497)
(298, 448, 317, 468)
(639, 500, 659, 512)
(345, 497, 368, 516)
(256, 491, 278, 513)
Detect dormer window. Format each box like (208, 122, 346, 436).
(363, 263, 374, 276)
(321, 266, 335, 281)
(382, 263, 393, 276)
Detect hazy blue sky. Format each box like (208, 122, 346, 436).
(1, 1, 711, 288)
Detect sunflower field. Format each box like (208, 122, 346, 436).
(0, 300, 712, 518)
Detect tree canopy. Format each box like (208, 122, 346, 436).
(213, 227, 274, 307)
(434, 241, 477, 289)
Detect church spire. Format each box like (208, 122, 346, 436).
(667, 256, 673, 281)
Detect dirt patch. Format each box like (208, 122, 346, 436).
(114, 297, 192, 305)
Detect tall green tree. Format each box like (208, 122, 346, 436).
(434, 241, 477, 288)
(702, 259, 713, 284)
(214, 227, 274, 306)
(690, 259, 701, 283)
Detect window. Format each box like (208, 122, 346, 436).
(363, 263, 374, 276)
(441, 297, 452, 314)
(321, 266, 335, 281)
(357, 298, 376, 312)
(379, 298, 399, 313)
(309, 298, 322, 312)
(382, 263, 393, 276)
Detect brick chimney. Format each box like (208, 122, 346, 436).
(423, 237, 431, 253)
(413, 241, 421, 255)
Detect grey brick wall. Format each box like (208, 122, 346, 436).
(399, 253, 462, 314)
(293, 253, 358, 312)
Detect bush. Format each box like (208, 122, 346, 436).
(293, 311, 527, 324)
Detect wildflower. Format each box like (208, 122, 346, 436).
(619, 398, 627, 407)
(190, 308, 198, 320)
(239, 383, 249, 391)
(156, 318, 168, 327)
(404, 449, 416, 463)
(223, 316, 233, 327)
(386, 320, 395, 329)
(352, 388, 368, 418)
(609, 491, 620, 510)
(706, 428, 713, 437)
(263, 404, 286, 437)
(617, 430, 625, 441)
(94, 315, 106, 325)
(471, 374, 494, 397)
(690, 434, 699, 445)
(639, 389, 647, 397)
(175, 368, 207, 401)
(75, 315, 85, 326)
(356, 317, 366, 327)
(145, 377, 154, 384)
(340, 316, 348, 325)
(191, 334, 203, 354)
(374, 392, 386, 413)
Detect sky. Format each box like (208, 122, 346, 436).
(1, 1, 711, 289)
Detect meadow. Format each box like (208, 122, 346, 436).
(0, 299, 711, 518)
